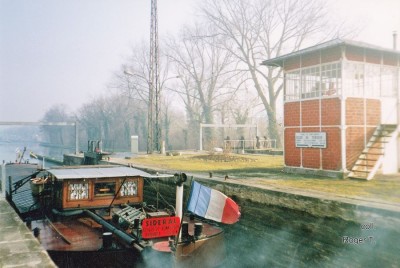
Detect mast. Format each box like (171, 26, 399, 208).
(174, 173, 187, 220)
(149, 0, 160, 153)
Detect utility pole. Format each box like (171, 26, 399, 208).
(148, 0, 160, 154)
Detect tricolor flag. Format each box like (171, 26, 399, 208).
(187, 181, 240, 224)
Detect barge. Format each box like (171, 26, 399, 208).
(7, 165, 235, 267)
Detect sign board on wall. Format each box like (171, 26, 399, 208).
(295, 132, 326, 148)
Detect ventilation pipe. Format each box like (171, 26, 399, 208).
(393, 31, 397, 50)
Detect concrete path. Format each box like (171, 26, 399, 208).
(0, 198, 56, 268)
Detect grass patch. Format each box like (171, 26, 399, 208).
(250, 178, 400, 203)
(127, 153, 283, 173)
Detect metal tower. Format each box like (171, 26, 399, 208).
(148, 0, 160, 154)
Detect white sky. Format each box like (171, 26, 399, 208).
(0, 0, 399, 122)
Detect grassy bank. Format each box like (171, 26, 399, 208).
(119, 153, 400, 203)
(125, 153, 283, 173)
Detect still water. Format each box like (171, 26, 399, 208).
(0, 142, 72, 164)
(143, 183, 400, 268)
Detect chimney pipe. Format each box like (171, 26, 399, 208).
(393, 31, 397, 50)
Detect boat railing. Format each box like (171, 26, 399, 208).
(8, 170, 41, 199)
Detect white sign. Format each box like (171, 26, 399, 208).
(295, 132, 326, 148)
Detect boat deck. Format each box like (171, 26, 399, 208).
(31, 217, 105, 251)
(183, 216, 223, 238)
(5, 164, 42, 214)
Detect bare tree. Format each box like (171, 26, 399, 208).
(78, 97, 111, 149)
(200, 0, 342, 147)
(109, 42, 152, 104)
(41, 105, 75, 146)
(166, 24, 239, 149)
(109, 41, 181, 151)
(77, 93, 148, 152)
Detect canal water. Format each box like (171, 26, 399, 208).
(144, 181, 400, 268)
(0, 142, 71, 165)
(221, 199, 400, 268)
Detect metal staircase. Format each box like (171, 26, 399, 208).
(348, 124, 397, 180)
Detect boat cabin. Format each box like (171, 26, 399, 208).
(45, 166, 152, 210)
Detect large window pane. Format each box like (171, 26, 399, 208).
(381, 66, 397, 97)
(285, 62, 341, 101)
(344, 62, 397, 98)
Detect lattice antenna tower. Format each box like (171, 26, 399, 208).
(148, 0, 160, 154)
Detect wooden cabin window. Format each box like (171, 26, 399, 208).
(68, 182, 89, 200)
(94, 182, 116, 196)
(120, 180, 138, 196)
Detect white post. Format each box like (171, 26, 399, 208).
(161, 140, 166, 155)
(174, 173, 187, 242)
(175, 184, 183, 220)
(131, 136, 139, 154)
(199, 123, 203, 151)
(75, 122, 79, 154)
(397, 62, 400, 171)
(340, 58, 347, 174)
(1, 163, 6, 198)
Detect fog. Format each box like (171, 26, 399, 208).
(0, 0, 399, 122)
(0, 0, 198, 121)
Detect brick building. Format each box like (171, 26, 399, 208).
(263, 39, 400, 179)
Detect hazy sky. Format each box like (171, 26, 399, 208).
(0, 0, 399, 122)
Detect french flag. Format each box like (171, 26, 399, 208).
(187, 181, 240, 224)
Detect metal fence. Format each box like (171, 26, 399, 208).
(223, 139, 276, 153)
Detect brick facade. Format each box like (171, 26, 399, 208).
(284, 102, 300, 126)
(284, 97, 381, 172)
(284, 98, 342, 171)
(284, 128, 301, 167)
(301, 100, 320, 125)
(321, 127, 341, 170)
(301, 127, 321, 169)
(345, 98, 381, 168)
(321, 99, 341, 125)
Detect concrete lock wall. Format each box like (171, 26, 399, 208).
(131, 136, 138, 154)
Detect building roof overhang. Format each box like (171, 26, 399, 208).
(262, 38, 400, 68)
